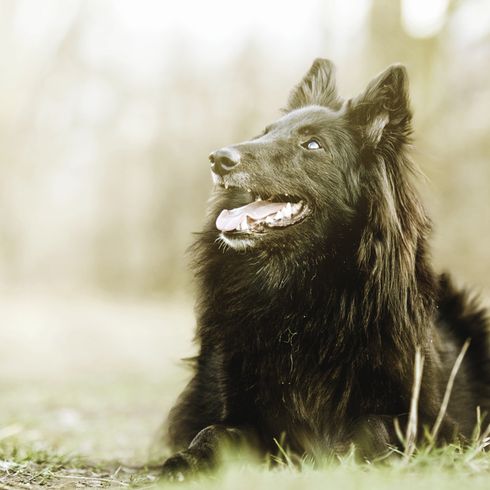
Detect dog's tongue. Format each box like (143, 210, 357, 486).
(216, 201, 285, 231)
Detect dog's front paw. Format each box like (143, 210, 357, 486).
(161, 452, 193, 482)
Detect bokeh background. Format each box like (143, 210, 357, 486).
(0, 0, 489, 467)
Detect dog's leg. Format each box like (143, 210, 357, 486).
(162, 424, 258, 481)
(165, 347, 230, 451)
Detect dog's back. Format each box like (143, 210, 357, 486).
(435, 274, 490, 434)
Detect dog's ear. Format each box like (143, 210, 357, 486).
(286, 58, 341, 111)
(347, 64, 411, 148)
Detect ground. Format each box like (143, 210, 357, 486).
(1, 292, 490, 489)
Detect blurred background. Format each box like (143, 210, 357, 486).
(0, 0, 489, 464)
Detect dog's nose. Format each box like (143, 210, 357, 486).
(208, 147, 241, 176)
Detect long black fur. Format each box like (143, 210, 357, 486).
(162, 59, 490, 477)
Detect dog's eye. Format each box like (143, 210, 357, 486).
(302, 139, 322, 150)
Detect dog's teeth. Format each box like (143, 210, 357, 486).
(265, 216, 274, 224)
(238, 217, 249, 231)
(283, 203, 292, 219)
(247, 188, 251, 193)
(256, 196, 262, 201)
(274, 211, 284, 220)
(224, 183, 229, 189)
(291, 203, 301, 214)
(285, 193, 289, 196)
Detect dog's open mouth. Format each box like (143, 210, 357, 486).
(216, 192, 310, 233)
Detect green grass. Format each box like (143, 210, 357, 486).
(0, 381, 165, 488)
(0, 440, 154, 488)
(2, 437, 490, 489)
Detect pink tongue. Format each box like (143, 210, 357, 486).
(216, 201, 286, 232)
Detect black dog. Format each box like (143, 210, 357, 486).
(162, 59, 490, 478)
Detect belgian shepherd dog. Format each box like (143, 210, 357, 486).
(162, 59, 490, 479)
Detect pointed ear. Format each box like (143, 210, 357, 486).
(347, 64, 412, 148)
(286, 58, 341, 111)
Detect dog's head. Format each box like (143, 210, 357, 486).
(208, 59, 412, 252)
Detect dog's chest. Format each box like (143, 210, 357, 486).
(227, 325, 347, 447)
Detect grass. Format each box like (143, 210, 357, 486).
(0, 440, 155, 488)
(0, 381, 165, 488)
(2, 435, 490, 489)
(1, 293, 490, 488)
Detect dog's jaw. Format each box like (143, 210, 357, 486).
(218, 232, 257, 251)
